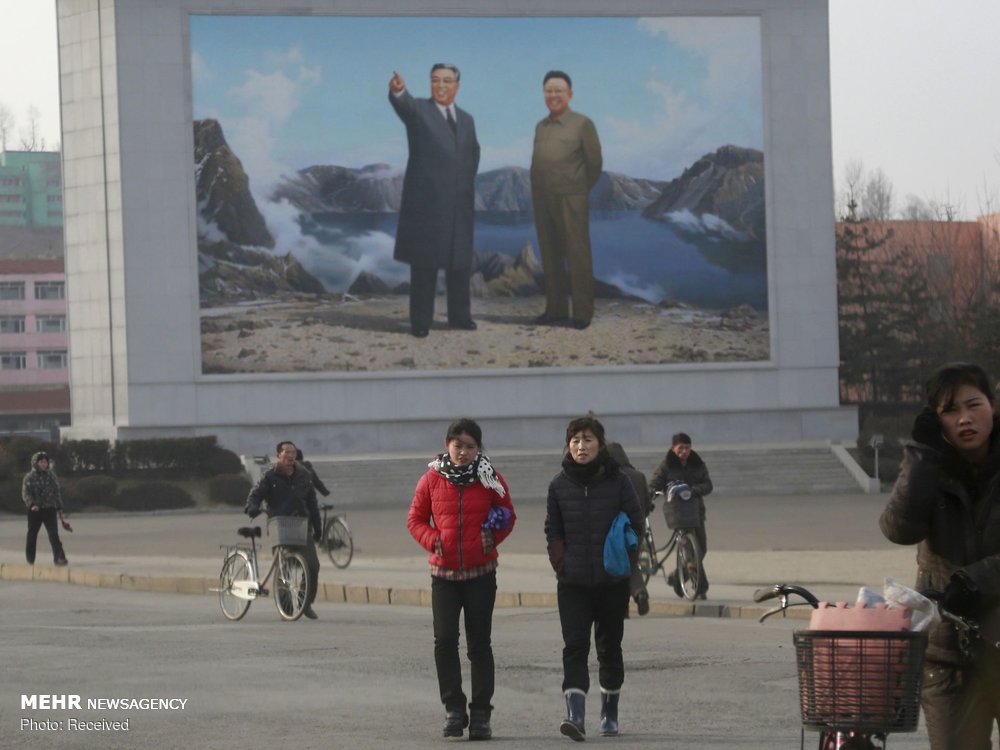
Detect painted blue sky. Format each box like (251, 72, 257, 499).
(191, 15, 762, 195)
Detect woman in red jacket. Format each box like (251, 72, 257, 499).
(407, 418, 516, 741)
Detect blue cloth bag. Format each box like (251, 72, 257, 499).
(603, 511, 638, 577)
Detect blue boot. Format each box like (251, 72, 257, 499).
(599, 690, 620, 736)
(560, 689, 586, 741)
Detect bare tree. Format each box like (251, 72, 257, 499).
(837, 161, 895, 221)
(0, 103, 13, 151)
(861, 168, 894, 221)
(18, 106, 44, 151)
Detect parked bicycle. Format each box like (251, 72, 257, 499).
(215, 516, 313, 622)
(636, 481, 703, 600)
(317, 502, 353, 568)
(753, 582, 979, 750)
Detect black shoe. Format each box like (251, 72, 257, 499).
(54, 558, 68, 567)
(571, 319, 591, 330)
(534, 313, 567, 325)
(443, 711, 468, 738)
(303, 605, 318, 619)
(635, 592, 649, 616)
(468, 708, 492, 741)
(449, 319, 477, 331)
(668, 572, 683, 598)
(411, 327, 429, 338)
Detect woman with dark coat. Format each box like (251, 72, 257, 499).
(880, 362, 1000, 749)
(407, 418, 516, 741)
(545, 416, 644, 740)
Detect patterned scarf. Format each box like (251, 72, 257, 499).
(430, 452, 507, 499)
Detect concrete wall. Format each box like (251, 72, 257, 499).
(56, 0, 855, 454)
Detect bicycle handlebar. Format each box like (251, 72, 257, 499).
(753, 583, 820, 606)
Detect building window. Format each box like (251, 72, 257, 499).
(0, 194, 24, 203)
(0, 177, 21, 186)
(34, 281, 65, 300)
(35, 315, 66, 333)
(0, 281, 25, 300)
(0, 316, 26, 333)
(0, 351, 27, 370)
(37, 350, 68, 369)
(47, 195, 62, 203)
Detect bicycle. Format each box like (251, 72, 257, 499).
(636, 481, 703, 600)
(316, 502, 353, 568)
(752, 582, 973, 750)
(215, 515, 313, 622)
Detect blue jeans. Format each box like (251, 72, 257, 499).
(431, 570, 497, 714)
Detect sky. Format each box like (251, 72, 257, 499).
(3, 1, 1000, 219)
(190, 15, 762, 193)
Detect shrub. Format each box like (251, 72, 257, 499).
(63, 475, 119, 511)
(68, 439, 113, 473)
(208, 473, 252, 506)
(109, 482, 195, 512)
(207, 446, 244, 475)
(0, 477, 25, 514)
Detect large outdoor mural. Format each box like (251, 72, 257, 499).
(190, 15, 767, 374)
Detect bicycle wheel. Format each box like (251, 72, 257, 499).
(636, 532, 653, 585)
(675, 531, 703, 601)
(325, 516, 354, 568)
(219, 552, 253, 621)
(273, 550, 310, 621)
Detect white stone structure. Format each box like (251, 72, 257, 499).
(56, 0, 855, 454)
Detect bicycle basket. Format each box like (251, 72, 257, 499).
(662, 482, 700, 529)
(793, 630, 927, 734)
(268, 515, 309, 546)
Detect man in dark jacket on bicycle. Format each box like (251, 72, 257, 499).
(245, 440, 323, 619)
(649, 432, 713, 598)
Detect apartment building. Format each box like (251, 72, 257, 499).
(0, 243, 69, 437)
(0, 150, 63, 229)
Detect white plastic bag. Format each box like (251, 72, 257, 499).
(856, 586, 886, 608)
(883, 577, 940, 632)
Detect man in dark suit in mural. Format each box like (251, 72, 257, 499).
(389, 65, 481, 338)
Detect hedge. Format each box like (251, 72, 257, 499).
(106, 482, 195, 512)
(0, 435, 242, 478)
(208, 474, 252, 506)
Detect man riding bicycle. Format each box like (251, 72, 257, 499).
(649, 432, 713, 599)
(245, 440, 323, 619)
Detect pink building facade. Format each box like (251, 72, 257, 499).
(0, 259, 69, 387)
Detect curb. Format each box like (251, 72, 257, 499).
(1, 562, 812, 622)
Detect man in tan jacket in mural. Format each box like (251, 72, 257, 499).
(530, 70, 603, 330)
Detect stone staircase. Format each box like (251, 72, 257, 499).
(262, 444, 866, 508)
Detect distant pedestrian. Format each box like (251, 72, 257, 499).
(23, 451, 70, 566)
(296, 449, 330, 497)
(545, 415, 643, 739)
(245, 441, 322, 620)
(649, 432, 713, 598)
(407, 418, 516, 740)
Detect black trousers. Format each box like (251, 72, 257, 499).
(557, 579, 631, 693)
(431, 570, 497, 714)
(300, 541, 319, 607)
(26, 507, 65, 564)
(409, 266, 472, 331)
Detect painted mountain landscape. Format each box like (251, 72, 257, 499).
(191, 15, 769, 374)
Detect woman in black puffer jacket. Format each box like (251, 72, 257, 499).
(544, 415, 643, 741)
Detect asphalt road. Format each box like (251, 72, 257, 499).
(1, 582, 938, 750)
